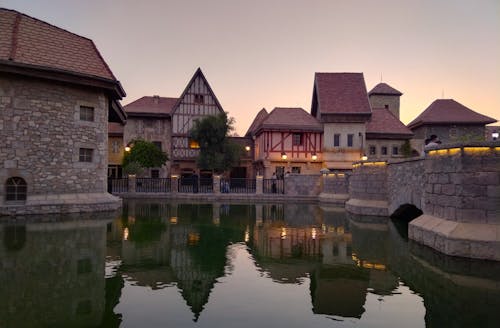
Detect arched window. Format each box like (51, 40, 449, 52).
(5, 177, 27, 202)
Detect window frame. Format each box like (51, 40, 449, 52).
(392, 145, 399, 155)
(347, 134, 354, 147)
(5, 177, 27, 202)
(194, 94, 204, 104)
(333, 134, 341, 147)
(381, 146, 388, 155)
(369, 145, 377, 155)
(79, 148, 93, 162)
(79, 106, 94, 122)
(292, 133, 303, 146)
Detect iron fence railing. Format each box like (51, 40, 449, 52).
(220, 178, 256, 193)
(136, 178, 171, 193)
(178, 177, 214, 193)
(263, 179, 284, 194)
(108, 178, 128, 193)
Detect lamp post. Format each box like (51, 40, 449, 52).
(493, 132, 499, 141)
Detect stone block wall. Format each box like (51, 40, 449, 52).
(348, 164, 388, 201)
(322, 174, 349, 195)
(387, 158, 425, 215)
(285, 174, 321, 196)
(0, 75, 109, 204)
(423, 146, 499, 224)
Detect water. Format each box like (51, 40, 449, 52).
(1, 200, 499, 328)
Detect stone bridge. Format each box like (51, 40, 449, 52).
(342, 142, 500, 261)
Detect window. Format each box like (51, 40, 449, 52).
(79, 106, 94, 122)
(5, 177, 27, 201)
(111, 140, 120, 153)
(189, 139, 200, 149)
(347, 134, 354, 147)
(292, 166, 301, 174)
(381, 146, 388, 155)
(194, 94, 204, 104)
(392, 146, 399, 155)
(79, 148, 93, 162)
(153, 141, 162, 151)
(334, 134, 341, 147)
(151, 169, 160, 178)
(384, 104, 389, 109)
(369, 145, 376, 155)
(292, 133, 303, 146)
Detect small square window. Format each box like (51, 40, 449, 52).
(151, 169, 160, 178)
(79, 106, 94, 122)
(194, 94, 204, 104)
(347, 134, 354, 147)
(369, 145, 376, 155)
(79, 148, 93, 162)
(292, 133, 302, 146)
(291, 166, 301, 174)
(392, 146, 399, 155)
(334, 134, 341, 147)
(381, 146, 388, 155)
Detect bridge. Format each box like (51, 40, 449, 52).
(342, 142, 500, 261)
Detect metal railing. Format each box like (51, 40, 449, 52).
(220, 178, 256, 193)
(178, 177, 214, 193)
(263, 179, 284, 194)
(136, 178, 171, 193)
(108, 178, 128, 193)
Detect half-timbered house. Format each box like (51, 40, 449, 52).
(245, 107, 323, 178)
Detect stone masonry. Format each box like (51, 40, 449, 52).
(0, 75, 121, 215)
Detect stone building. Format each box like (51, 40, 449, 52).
(245, 107, 323, 178)
(311, 73, 372, 171)
(407, 99, 496, 149)
(0, 8, 126, 215)
(108, 122, 125, 178)
(366, 83, 414, 159)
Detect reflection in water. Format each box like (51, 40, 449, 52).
(1, 202, 500, 327)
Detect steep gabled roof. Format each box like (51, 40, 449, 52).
(368, 82, 402, 96)
(407, 99, 497, 129)
(253, 107, 323, 135)
(366, 108, 413, 139)
(245, 108, 268, 136)
(0, 8, 116, 81)
(123, 96, 178, 116)
(171, 67, 224, 115)
(312, 72, 372, 116)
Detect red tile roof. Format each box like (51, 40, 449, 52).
(245, 108, 268, 136)
(0, 8, 116, 80)
(407, 99, 497, 129)
(368, 82, 402, 96)
(123, 96, 178, 116)
(366, 108, 413, 138)
(255, 107, 323, 133)
(313, 73, 372, 115)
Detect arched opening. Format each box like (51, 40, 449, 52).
(390, 204, 423, 239)
(5, 177, 27, 202)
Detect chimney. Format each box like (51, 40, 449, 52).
(153, 95, 160, 104)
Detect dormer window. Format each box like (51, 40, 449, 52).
(194, 94, 204, 104)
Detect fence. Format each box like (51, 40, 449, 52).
(178, 177, 214, 193)
(136, 178, 171, 193)
(108, 178, 128, 193)
(220, 178, 256, 193)
(263, 179, 285, 194)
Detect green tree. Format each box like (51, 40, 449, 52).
(189, 113, 243, 173)
(400, 140, 413, 157)
(122, 139, 168, 174)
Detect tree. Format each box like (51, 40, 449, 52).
(189, 112, 243, 173)
(122, 139, 168, 175)
(400, 140, 413, 157)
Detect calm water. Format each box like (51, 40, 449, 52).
(1, 200, 499, 328)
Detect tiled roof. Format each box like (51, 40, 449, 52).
(368, 82, 402, 96)
(123, 96, 178, 115)
(108, 122, 124, 135)
(257, 107, 323, 132)
(0, 8, 115, 80)
(366, 108, 413, 138)
(313, 73, 372, 115)
(407, 99, 497, 129)
(245, 108, 268, 136)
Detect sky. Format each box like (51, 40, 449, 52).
(2, 0, 499, 135)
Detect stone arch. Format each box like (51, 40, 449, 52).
(390, 204, 423, 222)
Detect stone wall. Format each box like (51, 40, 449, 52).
(412, 125, 486, 143)
(0, 74, 121, 214)
(387, 158, 425, 215)
(284, 174, 321, 196)
(368, 94, 400, 119)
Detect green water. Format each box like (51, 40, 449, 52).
(1, 200, 499, 328)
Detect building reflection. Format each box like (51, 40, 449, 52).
(0, 211, 116, 328)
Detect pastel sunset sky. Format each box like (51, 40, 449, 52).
(3, 0, 499, 135)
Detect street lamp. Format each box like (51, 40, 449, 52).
(245, 145, 251, 151)
(361, 154, 368, 161)
(281, 152, 287, 160)
(311, 153, 318, 161)
(493, 131, 499, 141)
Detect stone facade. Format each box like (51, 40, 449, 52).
(387, 158, 425, 215)
(412, 124, 486, 144)
(0, 75, 121, 215)
(284, 174, 322, 197)
(368, 94, 400, 119)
